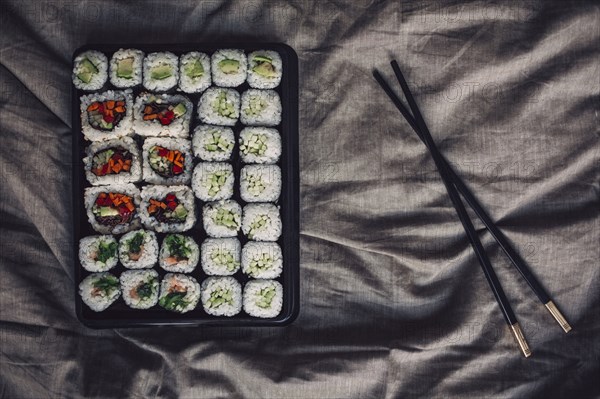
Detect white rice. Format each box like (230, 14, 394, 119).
(84, 184, 141, 235)
(119, 229, 158, 269)
(143, 52, 179, 91)
(80, 90, 134, 142)
(197, 87, 240, 126)
(246, 50, 282, 89)
(191, 162, 234, 202)
(159, 234, 199, 273)
(158, 273, 200, 313)
(73, 50, 108, 91)
(79, 235, 118, 272)
(109, 48, 144, 88)
(201, 276, 242, 316)
(79, 272, 121, 312)
(142, 137, 193, 185)
(211, 49, 247, 87)
(202, 200, 242, 238)
(241, 241, 283, 279)
(120, 269, 160, 309)
(243, 279, 283, 318)
(201, 238, 241, 276)
(239, 127, 281, 164)
(139, 185, 196, 233)
(133, 92, 192, 138)
(242, 203, 282, 241)
(240, 164, 281, 203)
(240, 89, 281, 126)
(179, 52, 211, 93)
(83, 137, 141, 185)
(192, 125, 235, 162)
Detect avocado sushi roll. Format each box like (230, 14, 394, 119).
(118, 229, 158, 269)
(192, 125, 235, 162)
(80, 90, 134, 141)
(140, 185, 196, 233)
(79, 235, 118, 272)
(143, 51, 179, 91)
(240, 164, 281, 203)
(240, 89, 282, 126)
(179, 52, 211, 93)
(79, 272, 121, 312)
(84, 184, 141, 235)
(201, 238, 241, 276)
(73, 50, 108, 91)
(243, 279, 283, 318)
(158, 273, 200, 313)
(241, 241, 283, 279)
(202, 200, 242, 238)
(247, 50, 282, 89)
(191, 162, 235, 202)
(134, 92, 192, 138)
(242, 203, 282, 241)
(84, 137, 141, 185)
(200, 276, 242, 316)
(142, 138, 193, 185)
(110, 48, 144, 88)
(159, 234, 199, 273)
(120, 269, 160, 309)
(239, 127, 281, 164)
(211, 49, 247, 87)
(197, 88, 240, 127)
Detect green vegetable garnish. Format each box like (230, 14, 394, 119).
(244, 173, 266, 196)
(204, 130, 234, 153)
(159, 292, 188, 310)
(136, 281, 154, 299)
(243, 96, 267, 116)
(211, 249, 239, 272)
(240, 134, 268, 156)
(203, 170, 231, 197)
(208, 287, 233, 308)
(96, 241, 117, 263)
(164, 234, 192, 260)
(92, 276, 119, 296)
(211, 91, 237, 118)
(248, 252, 275, 276)
(247, 215, 269, 240)
(256, 287, 276, 308)
(212, 207, 240, 229)
(128, 232, 144, 254)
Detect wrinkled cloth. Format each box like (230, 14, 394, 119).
(1, 1, 599, 398)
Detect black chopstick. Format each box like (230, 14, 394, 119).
(373, 67, 532, 357)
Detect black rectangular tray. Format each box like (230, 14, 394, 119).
(72, 43, 299, 328)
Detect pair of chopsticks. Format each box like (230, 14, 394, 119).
(373, 61, 571, 357)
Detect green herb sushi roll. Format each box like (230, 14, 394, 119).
(118, 229, 158, 269)
(158, 273, 200, 313)
(159, 234, 199, 273)
(79, 272, 121, 312)
(79, 235, 118, 272)
(120, 269, 159, 309)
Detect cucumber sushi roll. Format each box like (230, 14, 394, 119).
(179, 52, 211, 93)
(84, 137, 141, 185)
(84, 184, 141, 235)
(109, 48, 144, 88)
(202, 200, 242, 238)
(159, 234, 199, 273)
(192, 125, 235, 162)
(79, 272, 121, 312)
(142, 138, 193, 185)
(73, 50, 108, 91)
(241, 242, 283, 279)
(118, 229, 158, 269)
(191, 162, 235, 202)
(239, 127, 281, 164)
(247, 50, 282, 89)
(120, 269, 159, 309)
(211, 49, 247, 87)
(134, 92, 192, 138)
(240, 164, 281, 203)
(242, 203, 282, 241)
(80, 90, 134, 141)
(79, 235, 118, 272)
(140, 185, 196, 233)
(158, 273, 200, 313)
(201, 238, 241, 276)
(200, 276, 242, 316)
(243, 279, 283, 318)
(240, 89, 282, 126)
(143, 52, 179, 91)
(197, 88, 240, 126)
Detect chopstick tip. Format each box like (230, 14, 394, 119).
(545, 301, 572, 333)
(510, 323, 532, 358)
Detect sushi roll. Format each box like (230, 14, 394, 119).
(240, 89, 282, 126)
(179, 52, 211, 93)
(192, 125, 235, 162)
(239, 127, 281, 164)
(118, 229, 159, 269)
(79, 272, 121, 312)
(201, 238, 241, 276)
(80, 90, 134, 141)
(84, 184, 141, 235)
(79, 235, 118, 272)
(159, 234, 199, 273)
(197, 88, 240, 127)
(246, 50, 282, 89)
(84, 137, 142, 185)
(191, 162, 234, 202)
(158, 273, 200, 313)
(109, 48, 144, 88)
(134, 92, 192, 138)
(142, 137, 193, 185)
(241, 242, 283, 279)
(143, 52, 179, 91)
(140, 185, 196, 233)
(243, 279, 283, 318)
(200, 276, 242, 316)
(202, 200, 242, 238)
(240, 164, 281, 203)
(242, 203, 282, 241)
(211, 49, 247, 87)
(120, 269, 160, 309)
(72, 50, 108, 91)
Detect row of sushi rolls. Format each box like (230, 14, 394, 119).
(74, 48, 285, 318)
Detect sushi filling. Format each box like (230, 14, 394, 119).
(147, 193, 188, 224)
(206, 286, 234, 309)
(251, 55, 278, 78)
(76, 57, 100, 84)
(244, 173, 267, 196)
(125, 232, 145, 261)
(148, 146, 185, 177)
(116, 57, 135, 79)
(92, 240, 118, 264)
(92, 192, 136, 227)
(142, 98, 187, 126)
(254, 286, 277, 309)
(242, 95, 267, 117)
(218, 59, 240, 74)
(159, 281, 190, 311)
(240, 133, 268, 156)
(210, 248, 240, 272)
(87, 100, 127, 131)
(247, 215, 271, 240)
(91, 275, 119, 298)
(91, 147, 133, 176)
(212, 207, 240, 230)
(211, 91, 237, 118)
(204, 130, 234, 154)
(129, 279, 156, 301)
(163, 234, 193, 264)
(202, 170, 232, 197)
(247, 252, 276, 276)
(184, 58, 205, 79)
